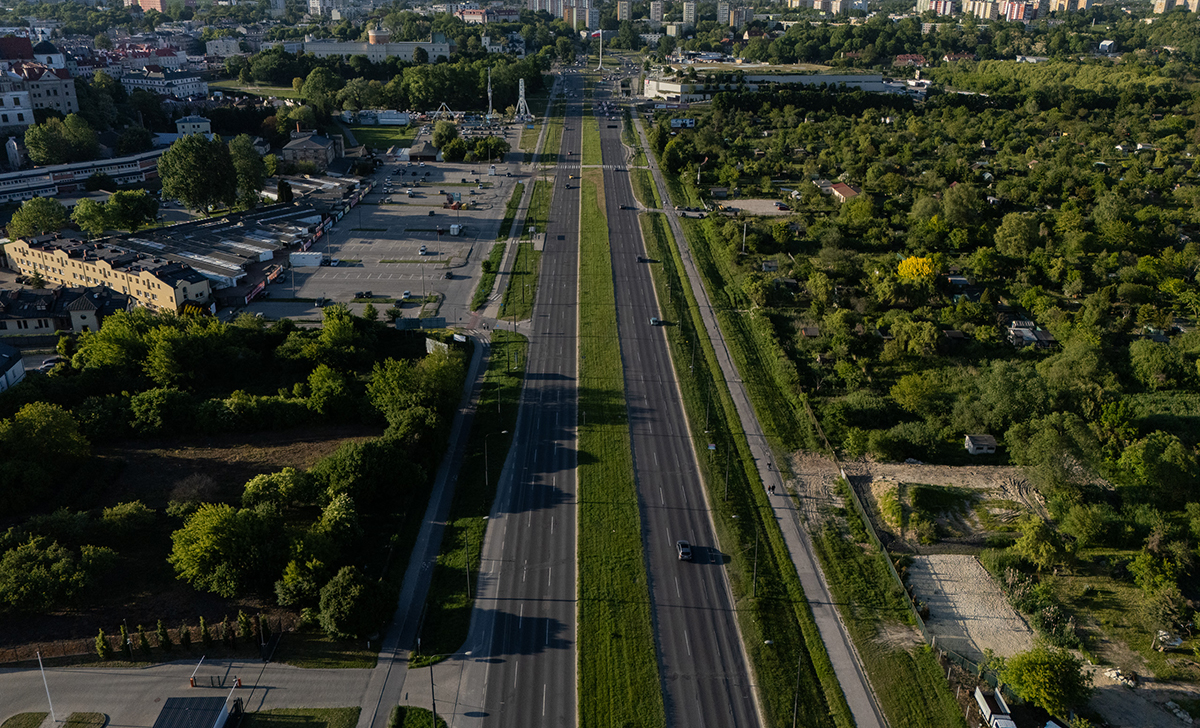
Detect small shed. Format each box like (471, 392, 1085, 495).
(965, 434, 997, 455)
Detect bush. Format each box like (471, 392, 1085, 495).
(318, 566, 387, 640)
(130, 388, 197, 436)
(96, 628, 112, 660)
(157, 620, 171, 652)
(168, 503, 287, 598)
(179, 621, 192, 650)
(100, 501, 155, 538)
(73, 395, 132, 443)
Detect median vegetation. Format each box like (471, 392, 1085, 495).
(499, 242, 541, 322)
(470, 243, 506, 311)
(497, 182, 524, 241)
(412, 329, 528, 666)
(577, 171, 663, 727)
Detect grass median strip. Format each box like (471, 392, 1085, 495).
(470, 243, 506, 311)
(523, 181, 551, 237)
(631, 169, 661, 209)
(412, 329, 528, 667)
(497, 182, 525, 241)
(242, 708, 360, 728)
(578, 171, 663, 728)
(582, 110, 602, 167)
(500, 242, 541, 322)
(638, 212, 853, 728)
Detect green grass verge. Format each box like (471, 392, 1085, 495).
(523, 181, 551, 237)
(1, 715, 47, 728)
(578, 171, 663, 728)
(387, 706, 445, 728)
(348, 125, 416, 151)
(638, 212, 853, 728)
(582, 112, 602, 167)
(812, 483, 967, 728)
(271, 629, 377, 668)
(539, 99, 567, 165)
(631, 169, 661, 209)
(62, 715, 104, 728)
(499, 243, 541, 322)
(209, 79, 301, 99)
(498, 182, 525, 241)
(470, 244, 506, 311)
(241, 708, 360, 728)
(412, 329, 528, 667)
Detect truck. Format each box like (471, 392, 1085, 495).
(290, 251, 323, 267)
(450, 224, 463, 236)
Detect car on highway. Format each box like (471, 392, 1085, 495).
(676, 540, 693, 561)
(649, 316, 660, 326)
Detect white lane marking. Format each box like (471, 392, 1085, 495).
(548, 566, 552, 588)
(523, 559, 528, 583)
(675, 576, 681, 598)
(551, 516, 556, 534)
(654, 452, 658, 467)
(514, 661, 519, 688)
(684, 630, 692, 656)
(542, 684, 548, 716)
(519, 603, 524, 629)
(659, 487, 664, 505)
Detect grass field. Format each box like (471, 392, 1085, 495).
(539, 99, 567, 165)
(631, 169, 661, 209)
(524, 181, 551, 237)
(387, 706, 445, 728)
(581, 111, 602, 167)
(242, 708, 361, 728)
(1, 715, 46, 728)
(210, 79, 301, 99)
(577, 171, 664, 728)
(62, 715, 104, 728)
(412, 329, 528, 666)
(348, 125, 416, 151)
(499, 243, 541, 322)
(638, 212, 853, 728)
(271, 629, 377, 669)
(470, 244, 506, 311)
(497, 182, 524, 241)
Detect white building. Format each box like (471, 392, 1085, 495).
(205, 37, 242, 56)
(176, 115, 211, 135)
(120, 69, 208, 98)
(0, 77, 34, 129)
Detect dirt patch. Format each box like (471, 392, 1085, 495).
(907, 554, 1035, 663)
(1088, 667, 1200, 728)
(784, 451, 843, 525)
(717, 198, 791, 216)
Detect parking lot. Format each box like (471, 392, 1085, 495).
(262, 158, 523, 321)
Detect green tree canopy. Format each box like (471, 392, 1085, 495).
(159, 134, 238, 213)
(24, 114, 101, 165)
(7, 197, 69, 239)
(317, 565, 387, 639)
(1000, 647, 1093, 718)
(229, 134, 267, 208)
(168, 503, 286, 598)
(432, 120, 459, 149)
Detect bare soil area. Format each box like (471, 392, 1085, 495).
(907, 554, 1035, 663)
(718, 198, 792, 216)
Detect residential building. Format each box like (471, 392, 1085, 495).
(205, 37, 242, 56)
(0, 37, 34, 65)
(0, 285, 133, 336)
(7, 62, 76, 116)
(120, 68, 207, 98)
(617, 0, 631, 20)
(730, 5, 754, 25)
(962, 0, 999, 18)
(964, 435, 998, 455)
(649, 0, 664, 21)
(829, 182, 860, 202)
(7, 237, 212, 313)
(30, 40, 66, 69)
(892, 53, 928, 66)
(296, 36, 452, 63)
(0, 341, 24, 393)
(717, 1, 730, 23)
(1049, 0, 1090, 10)
(175, 115, 210, 135)
(1006, 319, 1056, 348)
(281, 132, 344, 173)
(915, 0, 955, 13)
(0, 149, 164, 204)
(0, 77, 34, 129)
(1099, 39, 1116, 53)
(682, 0, 696, 27)
(122, 48, 188, 70)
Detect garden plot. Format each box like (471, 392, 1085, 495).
(907, 554, 1034, 664)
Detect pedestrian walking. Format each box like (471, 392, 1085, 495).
(768, 483, 776, 496)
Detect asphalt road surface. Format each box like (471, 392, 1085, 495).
(465, 73, 583, 728)
(596, 80, 761, 726)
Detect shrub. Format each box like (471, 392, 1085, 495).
(96, 628, 112, 660)
(199, 616, 212, 647)
(156, 620, 171, 652)
(100, 501, 156, 538)
(318, 566, 387, 640)
(137, 625, 151, 656)
(130, 388, 197, 436)
(178, 622, 192, 650)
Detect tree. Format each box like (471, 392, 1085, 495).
(94, 33, 113, 50)
(300, 68, 344, 115)
(413, 47, 429, 64)
(432, 120, 459, 149)
(168, 503, 286, 598)
(105, 191, 159, 232)
(156, 620, 172, 652)
(994, 212, 1037, 257)
(277, 179, 294, 203)
(475, 136, 510, 161)
(556, 37, 574, 62)
(318, 566, 386, 639)
(24, 115, 100, 165)
(71, 199, 109, 237)
(117, 126, 154, 155)
(1001, 647, 1093, 718)
(229, 134, 267, 208)
(178, 622, 192, 650)
(96, 628, 113, 660)
(1013, 516, 1064, 571)
(441, 137, 468, 162)
(159, 135, 238, 214)
(7, 197, 68, 238)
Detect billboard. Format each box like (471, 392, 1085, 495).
(670, 118, 696, 128)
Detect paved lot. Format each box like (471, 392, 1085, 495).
(270, 160, 525, 321)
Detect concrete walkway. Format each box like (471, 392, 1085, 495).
(632, 114, 889, 728)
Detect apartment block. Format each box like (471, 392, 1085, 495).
(649, 0, 663, 21)
(962, 0, 1000, 18)
(7, 61, 74, 116)
(731, 5, 753, 24)
(717, 1, 730, 23)
(617, 0, 631, 20)
(7, 237, 212, 313)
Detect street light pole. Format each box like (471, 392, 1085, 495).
(485, 430, 509, 492)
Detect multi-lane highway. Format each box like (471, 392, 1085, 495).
(460, 72, 585, 728)
(594, 76, 761, 727)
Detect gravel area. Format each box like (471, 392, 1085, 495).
(907, 554, 1034, 664)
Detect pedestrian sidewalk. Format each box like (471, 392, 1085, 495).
(631, 113, 888, 728)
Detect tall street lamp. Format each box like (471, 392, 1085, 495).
(485, 430, 509, 491)
(424, 650, 473, 728)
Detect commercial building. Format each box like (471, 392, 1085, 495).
(0, 149, 164, 204)
(297, 28, 452, 63)
(120, 68, 208, 98)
